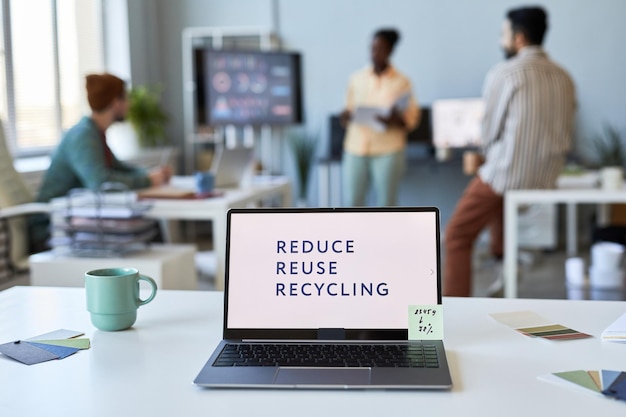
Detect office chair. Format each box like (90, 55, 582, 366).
(0, 120, 50, 282)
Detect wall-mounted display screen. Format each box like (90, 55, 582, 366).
(195, 49, 303, 126)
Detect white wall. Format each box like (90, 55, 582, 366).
(127, 0, 162, 86)
(133, 0, 626, 158)
(102, 0, 131, 81)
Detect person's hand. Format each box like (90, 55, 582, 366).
(339, 109, 352, 128)
(148, 165, 172, 187)
(462, 151, 485, 176)
(161, 164, 173, 183)
(377, 107, 405, 129)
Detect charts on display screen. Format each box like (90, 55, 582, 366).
(195, 49, 303, 126)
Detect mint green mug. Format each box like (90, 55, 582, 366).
(85, 267, 157, 331)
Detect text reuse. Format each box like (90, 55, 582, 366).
(274, 239, 388, 297)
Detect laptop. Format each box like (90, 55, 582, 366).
(211, 146, 255, 188)
(193, 206, 453, 389)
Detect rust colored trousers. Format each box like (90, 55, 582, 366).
(443, 177, 503, 296)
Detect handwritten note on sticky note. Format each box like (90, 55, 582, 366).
(408, 305, 443, 340)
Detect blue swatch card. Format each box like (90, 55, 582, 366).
(25, 342, 80, 359)
(603, 373, 626, 400)
(0, 329, 90, 366)
(0, 341, 59, 365)
(601, 369, 622, 390)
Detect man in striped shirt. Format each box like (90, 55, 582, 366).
(443, 6, 576, 297)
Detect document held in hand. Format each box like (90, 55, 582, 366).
(352, 92, 411, 132)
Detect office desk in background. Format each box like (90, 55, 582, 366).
(1, 286, 624, 416)
(48, 176, 291, 291)
(29, 243, 198, 290)
(145, 176, 292, 290)
(504, 187, 626, 298)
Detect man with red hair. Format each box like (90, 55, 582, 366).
(30, 73, 172, 250)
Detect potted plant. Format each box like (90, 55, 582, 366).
(578, 123, 626, 227)
(288, 130, 317, 206)
(586, 124, 625, 190)
(127, 84, 169, 148)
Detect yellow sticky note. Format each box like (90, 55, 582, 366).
(408, 305, 443, 340)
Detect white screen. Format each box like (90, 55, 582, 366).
(432, 98, 485, 148)
(226, 211, 439, 329)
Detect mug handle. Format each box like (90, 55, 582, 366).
(137, 274, 158, 306)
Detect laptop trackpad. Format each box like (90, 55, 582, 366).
(274, 368, 371, 386)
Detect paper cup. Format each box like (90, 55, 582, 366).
(589, 265, 624, 289)
(591, 242, 624, 270)
(601, 167, 623, 190)
(565, 257, 586, 288)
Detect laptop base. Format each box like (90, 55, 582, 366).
(194, 340, 453, 390)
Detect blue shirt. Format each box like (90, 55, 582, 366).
(36, 116, 151, 202)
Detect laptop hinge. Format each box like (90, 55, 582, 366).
(318, 328, 345, 340)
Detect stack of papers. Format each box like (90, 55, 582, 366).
(539, 369, 626, 402)
(0, 329, 90, 365)
(602, 312, 626, 343)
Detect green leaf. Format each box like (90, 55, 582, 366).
(577, 123, 625, 169)
(127, 84, 169, 147)
(287, 130, 318, 199)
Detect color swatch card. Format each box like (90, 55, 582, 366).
(539, 369, 626, 403)
(490, 310, 592, 340)
(0, 329, 90, 365)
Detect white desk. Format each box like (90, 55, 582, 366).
(50, 177, 292, 291)
(144, 176, 292, 290)
(29, 244, 198, 290)
(1, 286, 625, 416)
(504, 188, 626, 298)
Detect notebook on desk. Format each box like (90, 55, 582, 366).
(193, 207, 453, 389)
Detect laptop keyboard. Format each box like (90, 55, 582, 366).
(213, 343, 440, 368)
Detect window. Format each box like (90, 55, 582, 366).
(0, 0, 104, 156)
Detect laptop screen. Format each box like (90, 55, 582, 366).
(211, 146, 255, 188)
(224, 207, 441, 336)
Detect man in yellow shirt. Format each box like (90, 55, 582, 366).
(340, 28, 420, 207)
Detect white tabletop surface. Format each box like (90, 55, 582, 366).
(1, 286, 625, 416)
